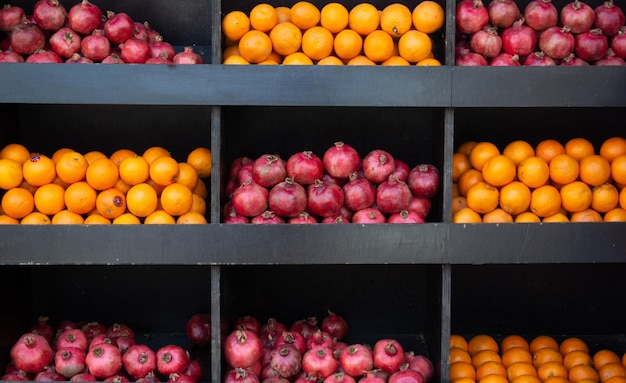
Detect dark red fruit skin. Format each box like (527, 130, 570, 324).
(67, 0, 103, 35)
(0, 5, 26, 32)
(49, 27, 81, 58)
(32, 0, 67, 32)
(10, 20, 46, 55)
(104, 11, 135, 44)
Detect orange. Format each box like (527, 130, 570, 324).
(20, 211, 50, 224)
(223, 55, 251, 65)
(51, 147, 74, 164)
(363, 30, 394, 63)
(518, 156, 550, 189)
(249, 3, 278, 32)
(563, 350, 593, 370)
(530, 185, 562, 217)
(599, 363, 626, 382)
(560, 180, 592, 213)
(114, 177, 131, 195)
(269, 21, 302, 56)
(570, 208, 603, 222)
(176, 211, 208, 224)
(290, 1, 320, 30)
(412, 0, 444, 33)
(569, 364, 600, 383)
(513, 376, 542, 383)
(468, 334, 499, 356)
(499, 181, 531, 215)
(537, 361, 569, 381)
(238, 30, 272, 63)
(459, 168, 485, 196)
(476, 361, 507, 380)
(22, 153, 56, 187)
(466, 181, 499, 214)
(479, 374, 509, 383)
(223, 45, 241, 60)
(469, 142, 500, 171)
(0, 143, 30, 165)
(604, 207, 626, 222)
(533, 348, 563, 368)
(349, 3, 380, 36)
(55, 151, 88, 184)
(503, 140, 536, 166)
(452, 348, 473, 364)
(451, 334, 469, 351)
(64, 181, 97, 215)
(112, 213, 141, 224)
(515, 211, 541, 222)
(275, 6, 291, 23)
(549, 153, 580, 185)
(302, 26, 334, 61)
(0, 158, 23, 190)
(542, 212, 569, 222)
(86, 158, 119, 191)
(501, 335, 530, 353)
(605, 377, 626, 383)
(382, 55, 410, 65)
(109, 148, 138, 167)
(320, 2, 349, 33)
(450, 361, 477, 381)
(482, 154, 517, 187)
(508, 362, 538, 381)
(453, 153, 472, 182)
(398, 29, 432, 63)
(380, 3, 412, 37)
(149, 156, 180, 186)
(600, 136, 626, 162)
(84, 213, 111, 225)
(458, 141, 478, 156)
(503, 347, 534, 368)
(452, 182, 460, 197)
(565, 137, 595, 162)
(317, 55, 344, 65)
(51, 209, 84, 224)
(1, 187, 34, 219)
(580, 154, 611, 186)
(530, 336, 559, 355)
(160, 183, 193, 216)
(0, 215, 19, 224)
(176, 162, 199, 190)
(621, 187, 626, 209)
(416, 57, 441, 65)
(473, 350, 502, 368)
(144, 210, 176, 224)
(33, 183, 66, 216)
(482, 208, 513, 223)
(126, 183, 158, 218)
(333, 28, 363, 60)
(282, 51, 314, 65)
(610, 154, 626, 185)
(95, 188, 127, 219)
(222, 10, 251, 41)
(453, 206, 482, 223)
(346, 55, 376, 65)
(119, 155, 150, 186)
(451, 378, 475, 383)
(83, 150, 107, 165)
(591, 183, 619, 213)
(452, 195, 468, 215)
(193, 178, 209, 199)
(536, 139, 566, 164)
(544, 377, 571, 383)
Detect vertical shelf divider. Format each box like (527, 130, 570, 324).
(211, 265, 222, 383)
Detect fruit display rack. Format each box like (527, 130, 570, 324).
(1, 0, 626, 383)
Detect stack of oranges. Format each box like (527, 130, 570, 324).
(450, 333, 626, 383)
(452, 136, 626, 223)
(0, 144, 212, 225)
(221, 0, 444, 65)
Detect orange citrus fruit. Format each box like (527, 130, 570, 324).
(33, 183, 66, 216)
(518, 156, 550, 188)
(453, 206, 482, 223)
(380, 3, 413, 37)
(0, 143, 30, 165)
(112, 213, 141, 224)
(600, 136, 626, 162)
(515, 211, 541, 222)
(176, 211, 208, 224)
(536, 139, 566, 164)
(482, 207, 514, 223)
(1, 187, 34, 219)
(22, 153, 56, 187)
(412, 0, 444, 33)
(611, 154, 626, 185)
(565, 137, 595, 161)
(269, 21, 302, 56)
(469, 142, 500, 171)
(55, 151, 88, 184)
(580, 154, 611, 186)
(594, 350, 621, 371)
(346, 55, 376, 65)
(468, 334, 499, 356)
(560, 180, 592, 213)
(302, 26, 334, 61)
(320, 2, 349, 33)
(160, 183, 193, 216)
(109, 148, 138, 167)
(499, 181, 531, 215)
(363, 29, 395, 63)
(20, 211, 51, 224)
(64, 181, 97, 215)
(282, 51, 314, 65)
(503, 140, 536, 166)
(482, 154, 517, 187)
(333, 28, 363, 60)
(149, 156, 180, 186)
(349, 2, 380, 36)
(398, 29, 432, 63)
(126, 183, 158, 218)
(604, 207, 626, 221)
(176, 162, 199, 190)
(86, 157, 119, 191)
(549, 153, 580, 185)
(144, 209, 176, 224)
(290, 1, 320, 30)
(530, 336, 559, 355)
(451, 334, 469, 351)
(382, 55, 411, 66)
(564, 349, 593, 370)
(119, 155, 150, 186)
(0, 158, 24, 190)
(95, 188, 127, 219)
(222, 10, 250, 41)
(530, 185, 562, 217)
(238, 30, 272, 63)
(451, 361, 477, 381)
(51, 209, 84, 224)
(591, 183, 619, 213)
(466, 181, 499, 214)
(502, 347, 534, 368)
(249, 3, 278, 32)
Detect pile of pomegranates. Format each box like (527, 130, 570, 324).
(0, 0, 203, 63)
(224, 142, 441, 224)
(223, 312, 435, 383)
(456, 0, 626, 66)
(4, 317, 203, 382)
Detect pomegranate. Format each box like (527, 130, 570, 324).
(290, 317, 319, 340)
(10, 333, 53, 374)
(68, 0, 103, 35)
(55, 347, 86, 379)
(408, 164, 440, 198)
(322, 215, 350, 223)
(387, 366, 425, 383)
(539, 26, 575, 59)
(70, 372, 97, 382)
(524, 0, 558, 31)
(225, 211, 250, 223)
(89, 335, 117, 350)
(184, 359, 202, 382)
(232, 180, 269, 217)
(143, 22, 161, 43)
(523, 50, 557, 65)
(275, 331, 307, 355)
(392, 160, 410, 182)
(156, 345, 189, 376)
(361, 149, 395, 184)
(65, 53, 92, 63)
(323, 142, 361, 179)
(470, 26, 503, 58)
(288, 211, 318, 224)
(56, 328, 88, 351)
(49, 27, 82, 58)
(302, 346, 338, 379)
(307, 179, 345, 217)
(106, 323, 134, 340)
(387, 209, 425, 223)
(372, 339, 405, 374)
(168, 373, 195, 383)
(339, 344, 373, 377)
(114, 336, 136, 354)
(101, 53, 124, 63)
(134, 371, 160, 383)
(81, 29, 111, 62)
(611, 27, 626, 57)
(306, 330, 334, 350)
(260, 318, 288, 340)
(186, 313, 212, 346)
(320, 310, 348, 341)
(0, 4, 25, 32)
(286, 151, 325, 185)
(325, 372, 357, 383)
(224, 329, 263, 369)
(487, 0, 521, 28)
(33, 0, 67, 32)
(270, 344, 302, 378)
(134, 22, 149, 42)
(34, 370, 65, 381)
(595, 48, 626, 64)
(173, 46, 204, 64)
(456, 0, 490, 35)
(594, 0, 625, 36)
(252, 154, 287, 188)
(251, 210, 285, 224)
(560, 52, 590, 65)
(10, 19, 45, 55)
(120, 37, 151, 63)
(501, 18, 538, 56)
(224, 368, 260, 383)
(575, 28, 609, 61)
(351, 207, 386, 224)
(376, 175, 412, 214)
(343, 172, 376, 211)
(404, 353, 434, 382)
(85, 342, 122, 379)
(233, 316, 262, 334)
(150, 35, 176, 60)
(30, 317, 55, 345)
(104, 11, 135, 44)
(2, 371, 29, 381)
(268, 177, 307, 217)
(358, 370, 386, 383)
(0, 49, 25, 62)
(560, 0, 595, 34)
(26, 49, 63, 63)
(455, 47, 488, 65)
